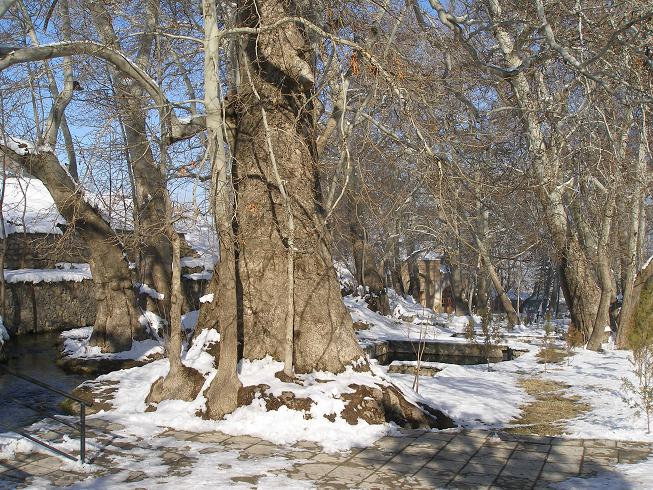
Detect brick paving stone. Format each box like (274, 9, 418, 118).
(541, 461, 581, 474)
(449, 436, 486, 449)
(617, 441, 651, 450)
(548, 445, 584, 459)
(501, 460, 544, 479)
(550, 439, 583, 446)
(460, 461, 504, 476)
(161, 430, 197, 441)
(352, 448, 394, 462)
(383, 456, 431, 473)
(409, 438, 449, 451)
(583, 439, 617, 448)
(435, 448, 477, 462)
(373, 436, 412, 452)
(515, 442, 550, 453)
(290, 462, 336, 479)
(326, 463, 377, 482)
(424, 458, 467, 472)
(452, 471, 498, 486)
(580, 461, 613, 475)
(418, 431, 456, 442)
(484, 440, 518, 450)
(241, 443, 281, 458)
(475, 447, 513, 459)
(401, 443, 440, 458)
(584, 446, 618, 457)
(460, 429, 491, 438)
(538, 470, 580, 483)
(312, 452, 355, 464)
(381, 459, 424, 474)
(363, 472, 425, 489)
(511, 450, 548, 461)
(515, 435, 553, 445)
(225, 435, 262, 445)
(189, 431, 231, 443)
(493, 475, 537, 489)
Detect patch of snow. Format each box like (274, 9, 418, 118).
(0, 316, 8, 346)
(136, 283, 165, 300)
(181, 310, 200, 333)
(4, 135, 34, 156)
(1, 176, 66, 237)
(87, 333, 398, 452)
(139, 311, 166, 339)
(61, 327, 163, 360)
(4, 263, 91, 283)
(184, 271, 212, 280)
(334, 260, 355, 292)
(199, 293, 214, 303)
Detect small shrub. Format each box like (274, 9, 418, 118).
(481, 308, 502, 372)
(565, 322, 584, 366)
(541, 313, 556, 373)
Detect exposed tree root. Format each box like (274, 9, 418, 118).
(232, 380, 455, 430)
(146, 365, 205, 406)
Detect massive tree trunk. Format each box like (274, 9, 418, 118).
(187, 0, 455, 431)
(232, 0, 363, 374)
(23, 151, 140, 352)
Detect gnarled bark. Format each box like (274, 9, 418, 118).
(22, 151, 140, 352)
(229, 0, 364, 374)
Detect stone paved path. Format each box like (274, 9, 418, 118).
(1, 419, 651, 489)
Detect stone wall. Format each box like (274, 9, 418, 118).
(3, 232, 88, 269)
(3, 277, 209, 336)
(3, 279, 96, 335)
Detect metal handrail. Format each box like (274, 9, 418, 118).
(0, 364, 92, 463)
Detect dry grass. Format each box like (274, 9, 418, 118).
(508, 378, 590, 436)
(536, 347, 570, 365)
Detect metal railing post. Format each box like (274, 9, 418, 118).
(80, 402, 86, 464)
(0, 364, 93, 464)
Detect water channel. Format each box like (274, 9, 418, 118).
(0, 332, 89, 432)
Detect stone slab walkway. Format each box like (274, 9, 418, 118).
(1, 420, 651, 489)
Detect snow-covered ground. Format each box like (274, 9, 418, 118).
(57, 284, 653, 450)
(344, 289, 652, 443)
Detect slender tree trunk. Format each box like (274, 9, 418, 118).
(476, 239, 519, 327)
(199, 0, 242, 418)
(485, 0, 603, 346)
(146, 230, 204, 404)
(618, 117, 649, 347)
(587, 196, 616, 350)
